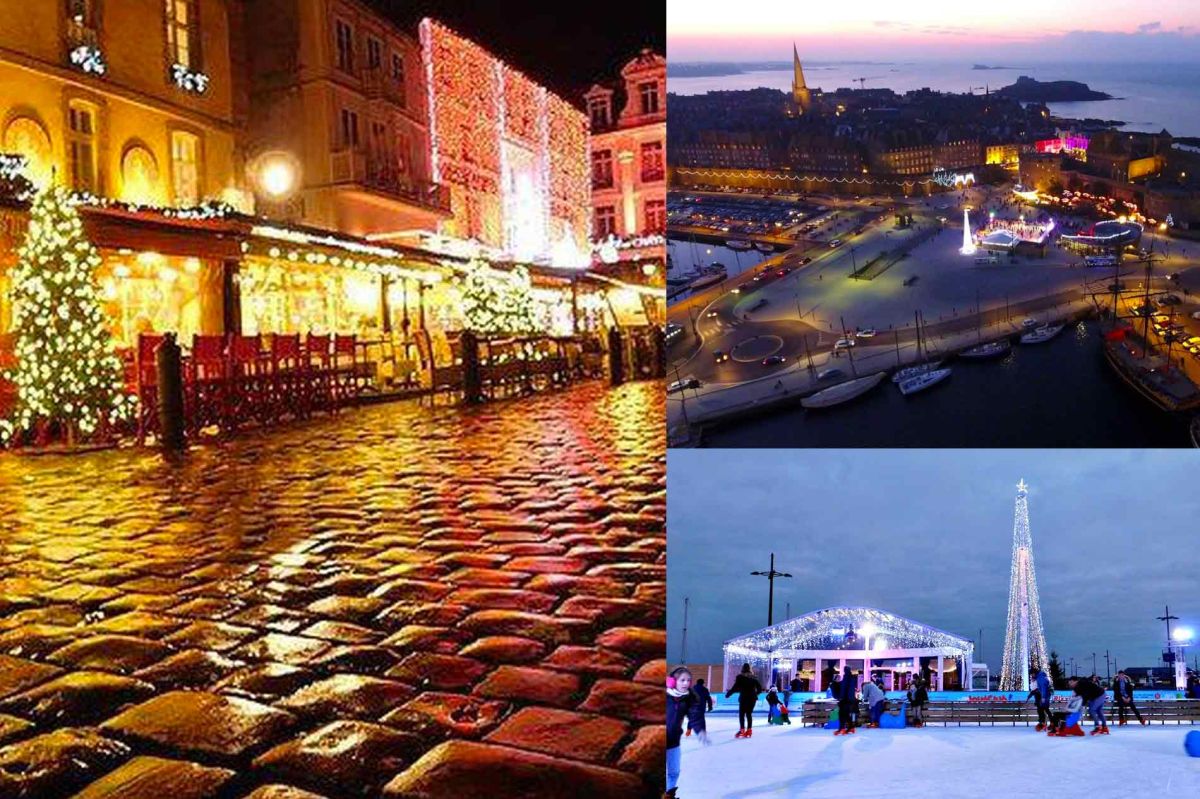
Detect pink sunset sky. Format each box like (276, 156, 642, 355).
(668, 0, 1200, 62)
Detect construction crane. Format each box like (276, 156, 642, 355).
(854, 77, 868, 89)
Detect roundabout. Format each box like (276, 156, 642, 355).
(731, 335, 784, 362)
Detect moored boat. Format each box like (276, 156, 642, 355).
(801, 372, 887, 409)
(959, 339, 1011, 359)
(1019, 324, 1064, 344)
(689, 273, 724, 290)
(898, 367, 952, 396)
(726, 239, 753, 250)
(754, 241, 775, 254)
(892, 360, 943, 384)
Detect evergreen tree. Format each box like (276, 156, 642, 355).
(1, 184, 134, 445)
(460, 259, 539, 335)
(1048, 650, 1066, 689)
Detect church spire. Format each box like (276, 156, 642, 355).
(791, 43, 811, 114)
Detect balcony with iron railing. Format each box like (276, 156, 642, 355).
(64, 17, 104, 74)
(330, 148, 451, 214)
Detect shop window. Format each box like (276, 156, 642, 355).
(238, 258, 382, 337)
(335, 19, 354, 74)
(67, 100, 98, 194)
(594, 205, 616, 239)
(96, 253, 204, 347)
(592, 149, 613, 190)
(638, 81, 660, 115)
(164, 0, 200, 71)
(170, 130, 200, 206)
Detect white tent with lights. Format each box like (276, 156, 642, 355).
(723, 606, 976, 693)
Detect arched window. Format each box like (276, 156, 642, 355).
(2, 116, 53, 189)
(121, 143, 160, 205)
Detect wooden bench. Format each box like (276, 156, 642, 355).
(802, 699, 1200, 727)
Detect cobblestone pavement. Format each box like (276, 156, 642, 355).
(0, 382, 666, 799)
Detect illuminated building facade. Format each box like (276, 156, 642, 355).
(791, 44, 812, 115)
(242, 0, 450, 238)
(419, 18, 591, 267)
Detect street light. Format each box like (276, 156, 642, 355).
(251, 151, 301, 200)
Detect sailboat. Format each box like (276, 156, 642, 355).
(893, 311, 944, 382)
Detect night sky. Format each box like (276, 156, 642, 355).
(365, 0, 665, 102)
(667, 449, 1200, 676)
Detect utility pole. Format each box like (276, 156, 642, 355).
(839, 315, 858, 377)
(1158, 605, 1179, 646)
(680, 597, 689, 664)
(751, 553, 793, 627)
(1105, 650, 1111, 683)
(1091, 652, 1097, 676)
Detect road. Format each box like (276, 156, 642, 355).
(0, 382, 664, 799)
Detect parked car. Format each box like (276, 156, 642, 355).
(800, 256, 813, 265)
(834, 338, 856, 350)
(829, 239, 844, 248)
(667, 378, 700, 394)
(856, 328, 877, 338)
(762, 355, 786, 366)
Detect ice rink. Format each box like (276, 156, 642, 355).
(675, 714, 1200, 798)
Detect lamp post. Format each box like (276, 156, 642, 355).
(1171, 627, 1193, 691)
(751, 553, 792, 627)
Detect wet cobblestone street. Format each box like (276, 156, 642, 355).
(0, 382, 665, 798)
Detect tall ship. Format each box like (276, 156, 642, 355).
(1100, 253, 1200, 413)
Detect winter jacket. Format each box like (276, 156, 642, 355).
(1034, 671, 1052, 703)
(726, 673, 763, 705)
(766, 690, 779, 707)
(837, 673, 858, 703)
(1073, 677, 1104, 703)
(1063, 695, 1083, 715)
(1115, 676, 1134, 701)
(666, 690, 706, 749)
(694, 682, 714, 711)
(789, 678, 803, 693)
(911, 683, 929, 706)
(828, 679, 841, 699)
(862, 681, 885, 707)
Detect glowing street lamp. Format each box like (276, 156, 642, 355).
(1174, 627, 1193, 643)
(252, 151, 301, 200)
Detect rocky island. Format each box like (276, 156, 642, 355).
(995, 75, 1112, 101)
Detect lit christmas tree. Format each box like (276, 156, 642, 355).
(1, 184, 134, 445)
(459, 259, 539, 335)
(999, 479, 1049, 691)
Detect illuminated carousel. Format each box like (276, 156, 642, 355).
(723, 606, 977, 693)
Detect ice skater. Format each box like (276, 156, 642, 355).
(1027, 666, 1053, 731)
(685, 678, 714, 737)
(1113, 670, 1145, 725)
(908, 677, 929, 727)
(1069, 676, 1108, 735)
(666, 666, 709, 799)
(835, 666, 859, 735)
(726, 663, 763, 739)
(862, 677, 886, 728)
(1048, 693, 1085, 736)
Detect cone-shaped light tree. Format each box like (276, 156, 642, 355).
(2, 184, 134, 444)
(460, 259, 539, 335)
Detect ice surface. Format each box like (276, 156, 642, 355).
(676, 713, 1200, 798)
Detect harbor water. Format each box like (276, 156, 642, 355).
(701, 320, 1193, 448)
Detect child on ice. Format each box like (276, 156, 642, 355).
(862, 678, 886, 728)
(666, 666, 709, 798)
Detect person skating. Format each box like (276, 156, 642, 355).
(685, 678, 714, 737)
(908, 677, 929, 727)
(766, 686, 781, 724)
(1113, 670, 1145, 726)
(666, 666, 709, 799)
(785, 675, 802, 711)
(1027, 666, 1053, 731)
(835, 667, 859, 735)
(862, 677, 886, 728)
(1047, 693, 1085, 736)
(1069, 676, 1108, 735)
(726, 663, 763, 739)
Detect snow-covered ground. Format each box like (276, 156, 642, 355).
(676, 714, 1200, 798)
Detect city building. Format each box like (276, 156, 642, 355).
(242, 0, 450, 238)
(418, 18, 591, 268)
(0, 0, 245, 341)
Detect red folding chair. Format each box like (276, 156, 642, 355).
(269, 333, 305, 420)
(187, 334, 229, 435)
(333, 334, 359, 408)
(0, 332, 17, 422)
(228, 334, 267, 427)
(134, 333, 165, 443)
(305, 333, 334, 414)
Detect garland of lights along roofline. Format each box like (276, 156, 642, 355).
(1, 184, 137, 445)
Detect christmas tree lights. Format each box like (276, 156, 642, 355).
(1, 185, 135, 445)
(999, 480, 1049, 691)
(459, 259, 538, 335)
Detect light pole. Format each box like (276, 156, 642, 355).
(1171, 627, 1193, 690)
(751, 553, 793, 627)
